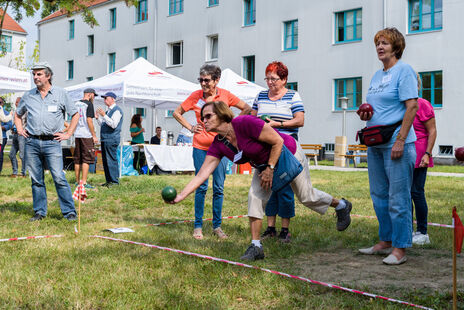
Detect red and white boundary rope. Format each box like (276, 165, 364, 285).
(352, 214, 454, 229)
(0, 234, 63, 242)
(147, 215, 248, 227)
(92, 235, 433, 310)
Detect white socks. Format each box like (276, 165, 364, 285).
(251, 240, 262, 248)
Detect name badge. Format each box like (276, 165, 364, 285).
(382, 74, 392, 84)
(48, 105, 58, 112)
(233, 151, 243, 163)
(196, 99, 205, 109)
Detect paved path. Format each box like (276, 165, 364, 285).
(309, 165, 464, 177)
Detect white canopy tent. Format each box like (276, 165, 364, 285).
(217, 68, 265, 106)
(0, 64, 31, 94)
(66, 57, 199, 109)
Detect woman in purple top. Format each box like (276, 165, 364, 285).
(172, 101, 353, 261)
(411, 75, 437, 245)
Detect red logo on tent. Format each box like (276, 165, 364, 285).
(237, 81, 248, 84)
(148, 71, 163, 75)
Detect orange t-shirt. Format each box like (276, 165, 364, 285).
(181, 87, 240, 150)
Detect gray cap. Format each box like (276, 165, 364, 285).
(31, 61, 52, 71)
(84, 88, 98, 96)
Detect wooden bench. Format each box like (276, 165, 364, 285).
(344, 144, 367, 167)
(300, 144, 322, 165)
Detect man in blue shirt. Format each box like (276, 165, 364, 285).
(15, 62, 80, 222)
(0, 97, 12, 174)
(96, 92, 123, 187)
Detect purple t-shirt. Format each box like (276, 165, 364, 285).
(207, 115, 297, 166)
(413, 98, 435, 168)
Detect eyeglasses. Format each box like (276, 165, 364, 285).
(201, 113, 216, 122)
(198, 78, 212, 84)
(264, 77, 280, 83)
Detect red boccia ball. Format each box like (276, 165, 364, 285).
(356, 103, 374, 116)
(455, 147, 464, 162)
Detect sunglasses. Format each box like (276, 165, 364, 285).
(198, 78, 212, 84)
(201, 113, 216, 122)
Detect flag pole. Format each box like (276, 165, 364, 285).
(453, 207, 457, 310)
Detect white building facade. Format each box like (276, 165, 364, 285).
(38, 0, 462, 160)
(0, 11, 27, 69)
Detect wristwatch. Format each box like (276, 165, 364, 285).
(267, 164, 275, 170)
(425, 151, 432, 157)
(280, 121, 284, 128)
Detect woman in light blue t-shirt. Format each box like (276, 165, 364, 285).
(358, 28, 418, 265)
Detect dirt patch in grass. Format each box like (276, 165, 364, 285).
(287, 248, 463, 294)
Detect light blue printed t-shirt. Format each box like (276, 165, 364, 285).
(252, 89, 304, 137)
(366, 60, 418, 148)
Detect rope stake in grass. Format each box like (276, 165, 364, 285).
(147, 215, 248, 227)
(92, 235, 433, 310)
(352, 214, 454, 229)
(0, 235, 63, 242)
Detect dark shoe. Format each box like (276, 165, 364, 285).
(261, 227, 277, 240)
(66, 214, 77, 221)
(101, 182, 109, 187)
(336, 199, 352, 231)
(30, 213, 45, 222)
(240, 244, 265, 261)
(278, 230, 291, 243)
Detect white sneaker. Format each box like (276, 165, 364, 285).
(412, 232, 430, 245)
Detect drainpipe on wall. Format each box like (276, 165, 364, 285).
(383, 0, 387, 28)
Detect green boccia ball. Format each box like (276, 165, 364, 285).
(162, 186, 177, 202)
(260, 115, 271, 123)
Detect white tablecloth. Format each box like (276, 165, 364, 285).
(143, 145, 195, 171)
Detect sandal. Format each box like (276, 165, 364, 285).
(213, 227, 228, 239)
(193, 228, 203, 240)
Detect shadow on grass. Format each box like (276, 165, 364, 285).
(0, 201, 31, 216)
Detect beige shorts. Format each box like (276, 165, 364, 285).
(247, 143, 333, 219)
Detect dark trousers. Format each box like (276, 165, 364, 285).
(101, 140, 119, 184)
(0, 137, 7, 173)
(411, 167, 428, 234)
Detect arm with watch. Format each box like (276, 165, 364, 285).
(267, 111, 305, 129)
(419, 117, 437, 168)
(256, 123, 284, 190)
(391, 98, 418, 160)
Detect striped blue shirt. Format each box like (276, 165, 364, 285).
(252, 89, 305, 136)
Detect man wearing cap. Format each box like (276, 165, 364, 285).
(96, 91, 123, 186)
(14, 62, 79, 222)
(72, 88, 98, 188)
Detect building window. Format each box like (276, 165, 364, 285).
(108, 53, 116, 73)
(0, 35, 12, 53)
(87, 77, 93, 81)
(409, 0, 442, 32)
(207, 35, 218, 61)
(335, 8, 362, 43)
(136, 0, 148, 23)
(325, 143, 335, 153)
(286, 82, 298, 91)
(419, 71, 442, 107)
(334, 77, 362, 110)
(134, 47, 147, 60)
(110, 8, 117, 29)
(208, 0, 219, 7)
(69, 20, 75, 40)
(243, 0, 256, 26)
(283, 19, 298, 51)
(168, 41, 183, 66)
(243, 55, 255, 82)
(135, 107, 146, 117)
(439, 145, 453, 156)
(169, 0, 183, 15)
(87, 35, 94, 55)
(67, 60, 74, 80)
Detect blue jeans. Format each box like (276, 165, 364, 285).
(101, 140, 120, 184)
(411, 167, 428, 234)
(367, 143, 416, 248)
(192, 147, 227, 229)
(265, 184, 295, 218)
(9, 133, 26, 175)
(0, 137, 6, 173)
(26, 137, 76, 217)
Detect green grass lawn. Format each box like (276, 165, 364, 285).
(0, 160, 463, 309)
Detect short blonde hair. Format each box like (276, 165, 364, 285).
(200, 101, 235, 123)
(416, 72, 422, 91)
(374, 27, 406, 59)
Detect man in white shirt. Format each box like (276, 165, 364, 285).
(96, 92, 123, 187)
